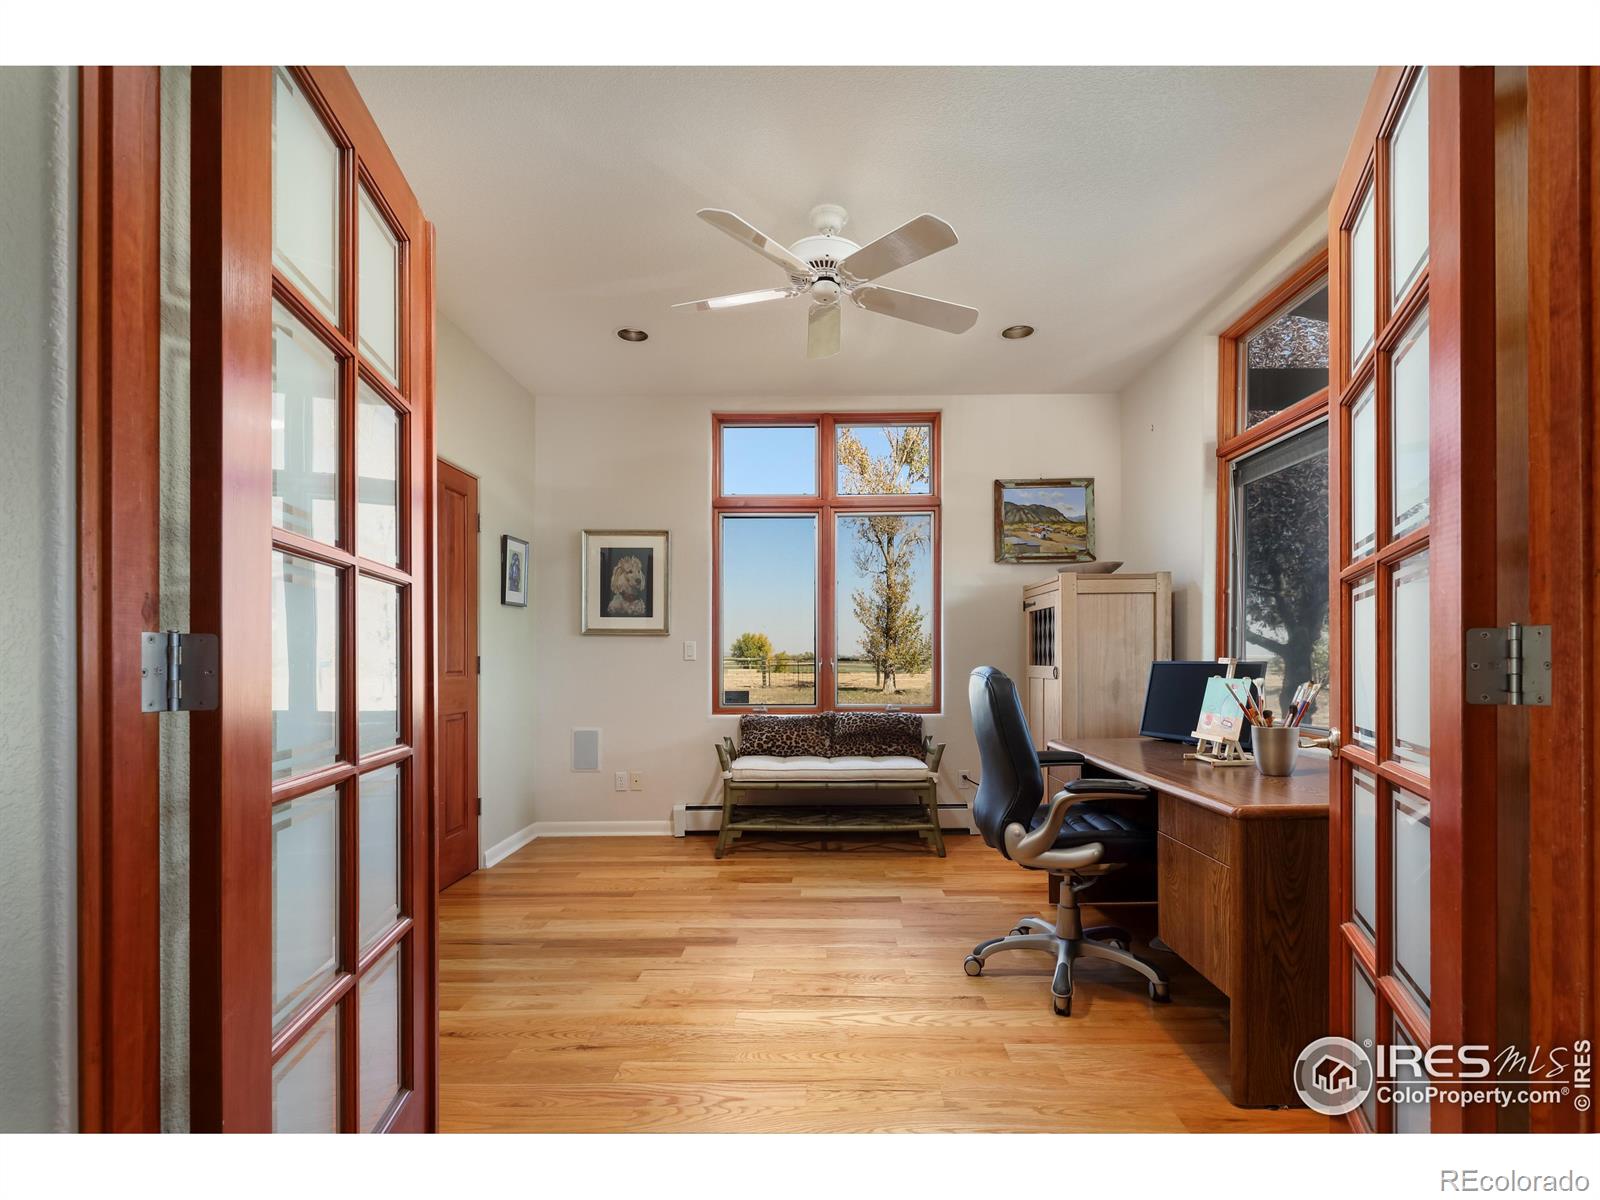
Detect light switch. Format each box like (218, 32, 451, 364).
(683, 640, 697, 661)
(613, 771, 628, 792)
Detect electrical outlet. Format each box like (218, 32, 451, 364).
(613, 770, 628, 792)
(629, 770, 644, 791)
(683, 640, 697, 661)
(959, 771, 979, 789)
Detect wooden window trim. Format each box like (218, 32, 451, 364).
(1213, 247, 1332, 657)
(711, 411, 942, 715)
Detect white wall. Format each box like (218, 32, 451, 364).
(0, 65, 77, 1132)
(1117, 208, 1329, 657)
(528, 393, 1122, 828)
(434, 316, 542, 856)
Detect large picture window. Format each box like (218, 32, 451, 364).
(713, 414, 941, 713)
(1217, 252, 1332, 728)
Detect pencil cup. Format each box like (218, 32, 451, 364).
(1251, 726, 1301, 777)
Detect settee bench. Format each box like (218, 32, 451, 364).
(713, 713, 946, 858)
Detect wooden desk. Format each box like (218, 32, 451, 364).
(1049, 737, 1329, 1108)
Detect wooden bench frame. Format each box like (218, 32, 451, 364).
(713, 736, 947, 858)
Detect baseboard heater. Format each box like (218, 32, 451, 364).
(672, 801, 973, 837)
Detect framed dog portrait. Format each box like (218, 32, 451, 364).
(581, 530, 669, 635)
(501, 535, 529, 607)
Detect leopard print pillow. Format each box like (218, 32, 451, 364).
(830, 712, 925, 759)
(739, 714, 833, 758)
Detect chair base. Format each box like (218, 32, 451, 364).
(962, 875, 1170, 1016)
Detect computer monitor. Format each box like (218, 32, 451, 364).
(1139, 660, 1269, 745)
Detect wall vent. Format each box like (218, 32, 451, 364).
(571, 727, 602, 772)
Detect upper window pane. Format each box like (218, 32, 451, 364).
(358, 188, 401, 387)
(720, 425, 817, 496)
(1230, 423, 1330, 728)
(835, 512, 935, 708)
(1349, 189, 1377, 371)
(272, 302, 340, 545)
(719, 515, 817, 707)
(1390, 70, 1430, 304)
(272, 68, 340, 323)
(836, 424, 933, 496)
(1238, 279, 1329, 430)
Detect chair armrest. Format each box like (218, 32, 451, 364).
(1038, 749, 1084, 767)
(923, 736, 946, 771)
(1062, 778, 1148, 798)
(1004, 789, 1104, 870)
(714, 740, 733, 772)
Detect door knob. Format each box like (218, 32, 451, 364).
(1299, 728, 1341, 751)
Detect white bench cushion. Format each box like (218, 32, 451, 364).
(727, 754, 933, 783)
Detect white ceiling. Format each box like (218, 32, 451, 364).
(353, 66, 1373, 398)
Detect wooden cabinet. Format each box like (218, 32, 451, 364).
(1021, 571, 1172, 750)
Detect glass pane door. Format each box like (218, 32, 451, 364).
(1330, 66, 1436, 1134)
(265, 67, 418, 1135)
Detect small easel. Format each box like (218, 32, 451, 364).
(1185, 659, 1256, 767)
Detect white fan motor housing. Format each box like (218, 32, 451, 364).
(789, 233, 860, 276)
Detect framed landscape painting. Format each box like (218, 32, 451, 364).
(994, 479, 1096, 563)
(581, 530, 670, 635)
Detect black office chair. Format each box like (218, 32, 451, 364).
(963, 666, 1170, 1016)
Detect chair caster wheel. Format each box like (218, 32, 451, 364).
(1149, 981, 1171, 1003)
(1052, 993, 1072, 1017)
(1011, 926, 1030, 937)
(1105, 940, 1127, 952)
(963, 955, 983, 977)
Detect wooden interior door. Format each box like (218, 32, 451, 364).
(437, 459, 480, 889)
(188, 67, 435, 1132)
(1326, 67, 1502, 1134)
(1022, 581, 1061, 750)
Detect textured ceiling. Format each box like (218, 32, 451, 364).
(353, 66, 1373, 398)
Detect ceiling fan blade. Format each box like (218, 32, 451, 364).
(839, 214, 958, 283)
(697, 209, 811, 279)
(807, 301, 841, 359)
(853, 285, 978, 334)
(672, 287, 795, 312)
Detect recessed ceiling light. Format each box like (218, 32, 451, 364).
(1001, 325, 1035, 340)
(616, 328, 649, 342)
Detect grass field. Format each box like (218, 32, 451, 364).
(722, 659, 932, 707)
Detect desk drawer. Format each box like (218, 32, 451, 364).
(1160, 794, 1232, 865)
(1158, 833, 1231, 993)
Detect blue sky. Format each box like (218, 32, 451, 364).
(1000, 484, 1086, 519)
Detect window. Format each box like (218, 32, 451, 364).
(713, 414, 940, 713)
(1218, 252, 1332, 729)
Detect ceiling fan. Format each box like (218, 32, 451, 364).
(674, 203, 979, 359)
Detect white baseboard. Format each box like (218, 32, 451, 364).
(535, 820, 673, 838)
(482, 819, 674, 867)
(481, 821, 539, 869)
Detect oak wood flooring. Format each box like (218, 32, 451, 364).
(438, 834, 1326, 1133)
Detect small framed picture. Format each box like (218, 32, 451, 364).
(581, 530, 669, 636)
(501, 535, 529, 607)
(994, 478, 1096, 563)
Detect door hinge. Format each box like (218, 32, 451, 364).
(1466, 622, 1552, 706)
(477, 514, 481, 532)
(140, 630, 220, 712)
(477, 797, 482, 816)
(477, 654, 481, 674)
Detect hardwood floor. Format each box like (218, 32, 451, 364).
(438, 833, 1327, 1132)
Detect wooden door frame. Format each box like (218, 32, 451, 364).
(76, 64, 164, 1134)
(188, 65, 438, 1133)
(1525, 65, 1598, 1135)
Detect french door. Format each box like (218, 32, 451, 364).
(189, 67, 436, 1132)
(1326, 67, 1500, 1134)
